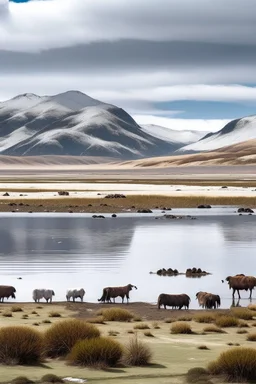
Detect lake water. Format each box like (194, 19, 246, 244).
(0, 208, 255, 309)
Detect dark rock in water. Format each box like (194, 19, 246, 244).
(105, 194, 126, 199)
(198, 204, 211, 209)
(238, 207, 254, 213)
(58, 191, 69, 196)
(186, 267, 210, 277)
(112, 214, 117, 218)
(92, 215, 105, 219)
(221, 186, 228, 189)
(3, 192, 9, 196)
(17, 277, 22, 280)
(137, 209, 153, 213)
(88, 204, 92, 207)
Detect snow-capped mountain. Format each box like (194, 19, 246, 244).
(141, 124, 208, 146)
(178, 115, 256, 153)
(0, 91, 181, 158)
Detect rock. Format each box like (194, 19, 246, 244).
(58, 191, 69, 196)
(137, 209, 153, 213)
(198, 204, 211, 209)
(105, 194, 126, 199)
(112, 214, 117, 218)
(238, 207, 254, 213)
(221, 186, 228, 189)
(92, 215, 105, 219)
(3, 192, 9, 196)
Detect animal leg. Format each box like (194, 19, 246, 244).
(238, 290, 241, 299)
(249, 289, 252, 300)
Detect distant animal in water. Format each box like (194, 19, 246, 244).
(32, 289, 55, 303)
(0, 285, 16, 302)
(221, 280, 224, 283)
(98, 284, 137, 304)
(157, 293, 190, 310)
(226, 275, 256, 299)
(196, 291, 221, 309)
(66, 288, 85, 302)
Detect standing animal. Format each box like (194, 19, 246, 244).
(0, 285, 16, 302)
(226, 275, 256, 299)
(157, 293, 190, 310)
(66, 288, 85, 302)
(98, 284, 137, 304)
(32, 289, 55, 303)
(196, 291, 221, 309)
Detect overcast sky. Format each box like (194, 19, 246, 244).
(1, 0, 256, 131)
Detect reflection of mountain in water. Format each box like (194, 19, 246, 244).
(0, 217, 136, 274)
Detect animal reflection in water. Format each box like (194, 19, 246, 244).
(98, 284, 137, 304)
(226, 274, 256, 300)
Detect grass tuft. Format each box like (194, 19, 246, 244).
(86, 316, 105, 324)
(44, 319, 100, 358)
(41, 374, 63, 383)
(123, 335, 152, 366)
(108, 330, 119, 337)
(152, 321, 160, 329)
(11, 306, 23, 313)
(197, 345, 210, 350)
(2, 311, 12, 317)
(68, 337, 123, 367)
(42, 319, 51, 324)
(186, 367, 209, 383)
(247, 333, 256, 342)
(231, 308, 254, 320)
(171, 322, 192, 334)
(144, 331, 154, 337)
(208, 347, 256, 382)
(97, 307, 133, 322)
(237, 329, 248, 334)
(194, 313, 216, 323)
(134, 323, 150, 330)
(215, 315, 239, 328)
(203, 325, 226, 333)
(11, 377, 34, 384)
(48, 311, 61, 318)
(0, 326, 42, 365)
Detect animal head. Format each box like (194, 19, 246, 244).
(52, 290, 55, 296)
(195, 292, 202, 298)
(11, 293, 16, 299)
(226, 276, 231, 282)
(128, 284, 137, 290)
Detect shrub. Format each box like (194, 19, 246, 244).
(134, 323, 150, 330)
(203, 325, 225, 333)
(0, 326, 42, 364)
(194, 314, 216, 323)
(186, 367, 209, 383)
(215, 316, 239, 328)
(68, 337, 123, 367)
(11, 377, 34, 384)
(231, 308, 254, 320)
(208, 347, 256, 381)
(41, 374, 63, 383)
(144, 331, 154, 337)
(11, 306, 23, 313)
(171, 322, 192, 334)
(123, 335, 152, 366)
(98, 308, 133, 322)
(247, 333, 256, 341)
(198, 345, 210, 350)
(2, 311, 12, 317)
(44, 319, 100, 357)
(48, 311, 61, 318)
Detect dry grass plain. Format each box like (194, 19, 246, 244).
(0, 302, 255, 384)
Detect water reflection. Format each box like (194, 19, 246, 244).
(0, 213, 255, 307)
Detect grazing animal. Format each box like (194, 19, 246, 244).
(32, 289, 55, 303)
(0, 285, 16, 302)
(226, 275, 256, 299)
(196, 291, 221, 309)
(66, 288, 85, 302)
(98, 284, 137, 304)
(157, 293, 190, 310)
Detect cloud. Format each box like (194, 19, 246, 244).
(1, 0, 256, 52)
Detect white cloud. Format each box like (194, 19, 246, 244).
(1, 0, 256, 52)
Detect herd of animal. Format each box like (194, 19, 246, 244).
(0, 275, 255, 309)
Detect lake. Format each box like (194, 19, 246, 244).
(0, 208, 255, 309)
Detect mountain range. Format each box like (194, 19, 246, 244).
(0, 90, 255, 159)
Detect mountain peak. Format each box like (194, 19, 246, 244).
(50, 90, 106, 111)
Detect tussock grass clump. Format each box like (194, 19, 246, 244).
(98, 307, 133, 322)
(133, 316, 142, 322)
(86, 316, 105, 324)
(194, 313, 216, 323)
(123, 335, 152, 366)
(11, 306, 23, 312)
(152, 321, 160, 329)
(144, 331, 154, 337)
(31, 311, 38, 315)
(208, 347, 256, 382)
(247, 333, 256, 341)
(33, 322, 39, 326)
(22, 314, 28, 319)
(227, 342, 240, 346)
(134, 323, 150, 330)
(186, 367, 209, 383)
(164, 318, 174, 323)
(0, 326, 42, 365)
(215, 315, 239, 328)
(177, 315, 192, 322)
(44, 319, 100, 357)
(42, 319, 51, 324)
(41, 374, 63, 383)
(203, 325, 226, 333)
(237, 329, 248, 334)
(247, 304, 256, 311)
(127, 330, 134, 334)
(2, 311, 12, 317)
(238, 320, 249, 328)
(231, 308, 254, 320)
(108, 330, 119, 336)
(197, 345, 210, 350)
(68, 337, 123, 367)
(11, 377, 34, 384)
(171, 322, 192, 334)
(48, 311, 61, 318)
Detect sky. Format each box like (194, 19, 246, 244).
(1, 0, 256, 132)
